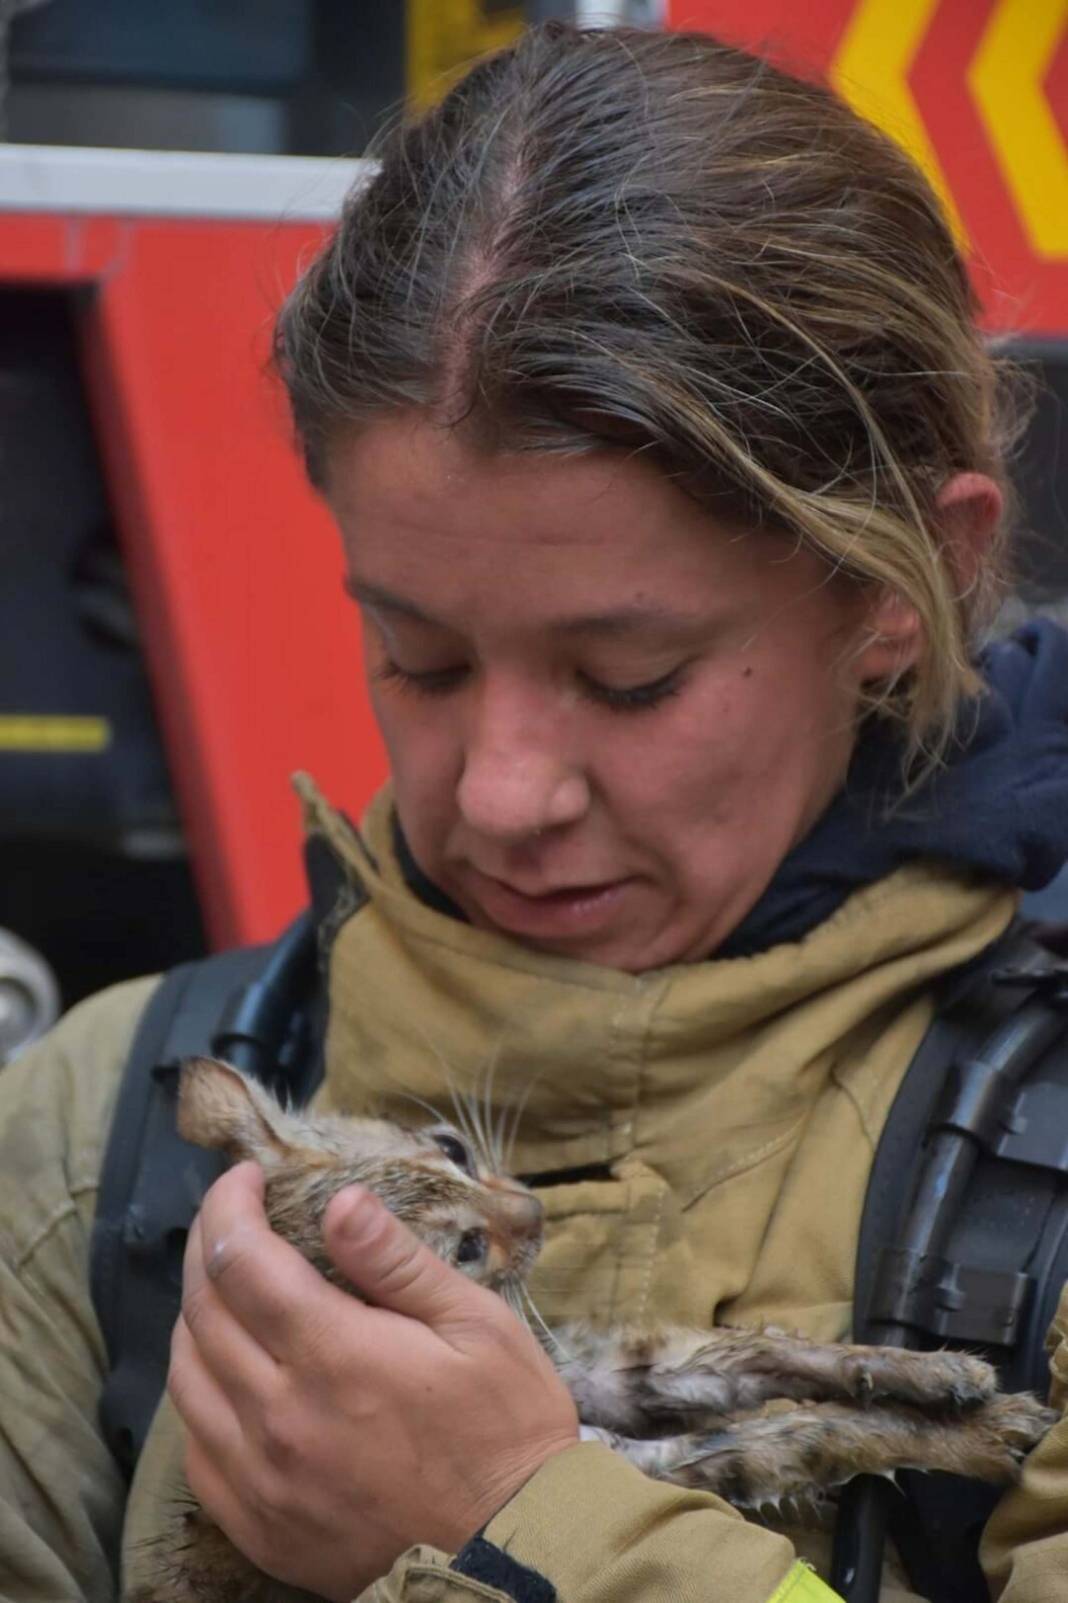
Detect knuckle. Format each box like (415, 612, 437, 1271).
(258, 1403, 304, 1476)
(472, 1304, 518, 1350)
(248, 1473, 290, 1529)
(179, 1278, 213, 1338)
(375, 1240, 427, 1298)
(166, 1362, 186, 1416)
(166, 1330, 194, 1414)
(183, 1440, 214, 1505)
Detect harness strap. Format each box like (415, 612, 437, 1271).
(90, 913, 320, 1478)
(833, 924, 1068, 1603)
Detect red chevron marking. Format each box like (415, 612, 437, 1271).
(666, 0, 855, 75)
(1045, 25, 1068, 160)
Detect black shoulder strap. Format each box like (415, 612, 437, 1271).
(833, 922, 1068, 1603)
(90, 910, 323, 1478)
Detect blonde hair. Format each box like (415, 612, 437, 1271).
(275, 23, 1028, 769)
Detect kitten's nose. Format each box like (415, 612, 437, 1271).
(492, 1187, 544, 1244)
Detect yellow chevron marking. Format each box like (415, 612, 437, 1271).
(0, 715, 111, 752)
(969, 0, 1068, 259)
(407, 0, 524, 108)
(830, 0, 967, 246)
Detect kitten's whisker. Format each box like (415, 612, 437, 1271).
(399, 1017, 488, 1163)
(391, 1089, 451, 1128)
(518, 1281, 566, 1358)
(501, 1274, 533, 1334)
(445, 1076, 482, 1159)
(462, 1081, 495, 1176)
(481, 1037, 505, 1174)
(454, 1082, 480, 1157)
(449, 1077, 487, 1166)
(407, 1013, 456, 1085)
(503, 1067, 546, 1171)
(494, 1097, 510, 1167)
(369, 1034, 483, 1156)
(461, 1086, 484, 1164)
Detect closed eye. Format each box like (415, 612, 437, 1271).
(432, 1130, 475, 1175)
(373, 660, 466, 697)
(374, 659, 687, 713)
(576, 666, 686, 712)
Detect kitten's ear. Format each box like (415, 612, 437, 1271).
(177, 1057, 292, 1166)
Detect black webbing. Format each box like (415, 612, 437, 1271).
(833, 925, 1068, 1603)
(90, 912, 321, 1478)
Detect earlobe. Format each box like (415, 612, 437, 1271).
(854, 591, 924, 685)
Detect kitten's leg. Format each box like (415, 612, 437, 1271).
(582, 1393, 1057, 1510)
(128, 1502, 319, 1603)
(554, 1323, 998, 1434)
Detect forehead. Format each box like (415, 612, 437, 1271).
(327, 413, 775, 603)
(328, 412, 678, 544)
(324, 414, 852, 649)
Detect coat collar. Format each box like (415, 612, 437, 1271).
(297, 777, 1015, 1198)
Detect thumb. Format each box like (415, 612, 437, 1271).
(323, 1184, 479, 1329)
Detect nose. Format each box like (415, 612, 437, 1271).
(491, 1186, 544, 1247)
(456, 686, 590, 842)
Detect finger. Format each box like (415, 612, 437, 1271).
(168, 1313, 247, 1475)
(182, 1430, 256, 1564)
(181, 1209, 280, 1407)
(192, 1162, 343, 1362)
(323, 1185, 495, 1335)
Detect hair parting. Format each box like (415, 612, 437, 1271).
(275, 21, 1031, 778)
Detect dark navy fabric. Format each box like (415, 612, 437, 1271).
(393, 620, 1068, 963)
(451, 1534, 557, 1602)
(720, 619, 1068, 957)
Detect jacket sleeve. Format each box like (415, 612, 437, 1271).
(353, 1443, 844, 1603)
(0, 977, 158, 1603)
(980, 1278, 1068, 1601)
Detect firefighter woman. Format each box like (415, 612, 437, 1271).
(2, 23, 1067, 1603)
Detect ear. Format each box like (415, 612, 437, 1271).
(935, 471, 1003, 600)
(850, 472, 1003, 687)
(177, 1056, 292, 1166)
(851, 588, 924, 686)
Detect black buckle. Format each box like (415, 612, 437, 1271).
(993, 1080, 1068, 1172)
(992, 961, 1068, 1004)
(870, 1246, 1032, 1346)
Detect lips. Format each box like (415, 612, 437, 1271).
(462, 864, 635, 941)
(490, 877, 615, 901)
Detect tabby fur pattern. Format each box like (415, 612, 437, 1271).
(134, 1057, 1056, 1603)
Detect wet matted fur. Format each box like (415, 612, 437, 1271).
(132, 1058, 1055, 1603)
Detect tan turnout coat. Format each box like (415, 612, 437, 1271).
(1, 786, 1067, 1602)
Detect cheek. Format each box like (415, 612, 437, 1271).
(606, 661, 849, 836)
(605, 683, 759, 814)
(372, 693, 460, 826)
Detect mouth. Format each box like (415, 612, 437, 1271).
(463, 866, 635, 941)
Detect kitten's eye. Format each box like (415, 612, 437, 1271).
(456, 1229, 487, 1266)
(433, 1131, 474, 1175)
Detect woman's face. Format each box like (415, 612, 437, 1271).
(328, 413, 883, 972)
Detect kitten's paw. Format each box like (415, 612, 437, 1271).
(976, 1393, 1059, 1473)
(856, 1347, 997, 1413)
(920, 1392, 1062, 1484)
(923, 1351, 999, 1412)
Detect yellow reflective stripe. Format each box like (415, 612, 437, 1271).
(766, 1561, 846, 1603)
(969, 0, 1068, 259)
(830, 0, 967, 247)
(0, 715, 111, 752)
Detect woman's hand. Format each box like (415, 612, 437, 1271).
(168, 1162, 579, 1603)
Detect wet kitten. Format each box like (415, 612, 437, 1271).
(135, 1057, 1055, 1603)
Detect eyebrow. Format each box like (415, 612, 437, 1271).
(345, 578, 705, 638)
